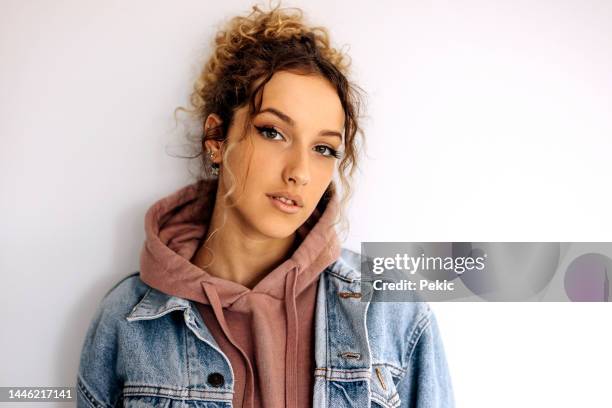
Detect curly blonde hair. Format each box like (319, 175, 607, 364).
(174, 2, 366, 244)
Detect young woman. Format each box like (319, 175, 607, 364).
(77, 4, 454, 408)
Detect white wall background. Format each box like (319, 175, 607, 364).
(1, 0, 611, 406)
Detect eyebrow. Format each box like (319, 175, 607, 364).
(256, 107, 343, 141)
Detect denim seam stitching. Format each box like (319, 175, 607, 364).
(315, 367, 372, 372)
(361, 281, 373, 403)
(121, 392, 232, 403)
(404, 310, 433, 372)
(314, 368, 371, 381)
(122, 385, 233, 401)
(371, 391, 400, 408)
(123, 383, 229, 391)
(184, 312, 191, 392)
(327, 269, 359, 283)
(181, 308, 236, 390)
(77, 375, 110, 408)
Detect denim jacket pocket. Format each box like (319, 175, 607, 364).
(370, 364, 402, 408)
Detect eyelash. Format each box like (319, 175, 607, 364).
(255, 125, 343, 159)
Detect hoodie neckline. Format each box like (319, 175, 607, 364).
(140, 178, 342, 309)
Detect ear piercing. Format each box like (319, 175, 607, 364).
(208, 150, 219, 176)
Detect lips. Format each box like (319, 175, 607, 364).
(271, 195, 297, 206)
(266, 191, 304, 207)
(267, 195, 301, 214)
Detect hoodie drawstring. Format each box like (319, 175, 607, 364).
(201, 265, 300, 408)
(285, 266, 299, 407)
(201, 281, 255, 408)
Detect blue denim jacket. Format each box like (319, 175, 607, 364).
(77, 248, 454, 407)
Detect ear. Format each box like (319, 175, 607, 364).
(203, 113, 224, 163)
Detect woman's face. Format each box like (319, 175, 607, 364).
(210, 70, 345, 240)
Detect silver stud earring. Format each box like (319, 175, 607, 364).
(208, 151, 219, 177)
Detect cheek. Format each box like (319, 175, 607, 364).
(311, 159, 336, 185)
(245, 145, 284, 184)
(231, 145, 280, 199)
(249, 141, 277, 165)
(250, 136, 281, 161)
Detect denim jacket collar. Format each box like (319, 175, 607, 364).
(125, 284, 223, 356)
(125, 287, 191, 321)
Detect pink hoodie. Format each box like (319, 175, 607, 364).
(139, 178, 341, 407)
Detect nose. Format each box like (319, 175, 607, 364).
(283, 146, 310, 186)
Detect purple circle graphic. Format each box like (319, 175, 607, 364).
(564, 253, 612, 301)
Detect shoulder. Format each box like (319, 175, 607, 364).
(79, 271, 150, 348)
(77, 272, 150, 407)
(97, 272, 150, 321)
(103, 271, 147, 301)
(78, 272, 151, 363)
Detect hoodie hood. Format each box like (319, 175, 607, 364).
(139, 178, 341, 407)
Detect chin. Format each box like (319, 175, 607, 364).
(253, 218, 299, 239)
(239, 198, 305, 239)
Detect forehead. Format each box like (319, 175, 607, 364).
(258, 70, 345, 131)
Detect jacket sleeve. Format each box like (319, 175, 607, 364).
(396, 307, 455, 408)
(76, 288, 125, 408)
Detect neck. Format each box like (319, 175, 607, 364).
(191, 192, 299, 289)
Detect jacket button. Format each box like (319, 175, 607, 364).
(207, 372, 225, 388)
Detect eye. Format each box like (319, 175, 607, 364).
(255, 125, 285, 141)
(256, 125, 342, 159)
(314, 145, 343, 159)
